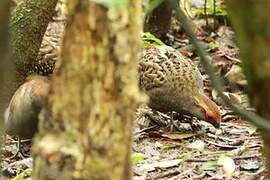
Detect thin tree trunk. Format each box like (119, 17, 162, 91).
(144, 0, 172, 39)
(228, 0, 270, 176)
(10, 0, 57, 83)
(0, 0, 13, 170)
(32, 0, 141, 179)
(0, 1, 14, 120)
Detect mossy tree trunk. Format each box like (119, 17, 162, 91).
(228, 0, 270, 176)
(32, 0, 141, 179)
(10, 0, 57, 83)
(144, 0, 172, 39)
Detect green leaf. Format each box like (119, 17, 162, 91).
(12, 168, 32, 180)
(201, 161, 219, 170)
(132, 153, 144, 165)
(93, 0, 128, 9)
(194, 1, 228, 18)
(141, 32, 165, 47)
(179, 151, 194, 161)
(141, 40, 152, 48)
(248, 126, 257, 135)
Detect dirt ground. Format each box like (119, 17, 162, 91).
(1, 1, 267, 180)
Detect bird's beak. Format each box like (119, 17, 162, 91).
(206, 118, 220, 128)
(194, 93, 221, 128)
(205, 109, 221, 128)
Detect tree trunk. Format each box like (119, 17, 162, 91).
(144, 0, 172, 39)
(228, 0, 270, 176)
(10, 0, 57, 83)
(32, 0, 142, 179)
(0, 0, 13, 170)
(0, 1, 14, 123)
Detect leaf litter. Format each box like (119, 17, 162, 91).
(1, 1, 267, 180)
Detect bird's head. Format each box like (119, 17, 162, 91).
(192, 92, 221, 128)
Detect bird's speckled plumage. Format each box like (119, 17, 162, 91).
(138, 45, 221, 127)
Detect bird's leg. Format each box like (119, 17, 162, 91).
(169, 112, 180, 132)
(145, 110, 167, 127)
(169, 112, 184, 132)
(190, 117, 202, 131)
(169, 112, 174, 132)
(9, 137, 30, 160)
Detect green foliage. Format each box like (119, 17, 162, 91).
(195, 0, 227, 17)
(179, 151, 194, 161)
(94, 0, 128, 9)
(131, 153, 144, 165)
(201, 161, 219, 170)
(200, 155, 235, 178)
(12, 168, 32, 180)
(141, 32, 165, 47)
(248, 126, 257, 135)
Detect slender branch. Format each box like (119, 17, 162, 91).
(213, 0, 216, 31)
(204, 0, 208, 27)
(169, 0, 270, 131)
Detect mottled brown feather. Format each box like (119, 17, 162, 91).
(138, 45, 221, 127)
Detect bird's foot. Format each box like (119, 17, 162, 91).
(8, 149, 29, 160)
(136, 108, 167, 129)
(8, 138, 30, 160)
(169, 112, 183, 132)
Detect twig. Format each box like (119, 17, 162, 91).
(7, 138, 32, 144)
(206, 133, 241, 143)
(176, 167, 195, 179)
(153, 170, 180, 179)
(252, 167, 266, 177)
(187, 157, 216, 162)
(244, 136, 261, 140)
(192, 171, 206, 179)
(223, 54, 241, 63)
(213, 0, 216, 31)
(234, 154, 261, 160)
(186, 154, 261, 162)
(205, 139, 239, 149)
(135, 125, 158, 135)
(169, 0, 270, 132)
(204, 0, 208, 27)
(247, 144, 263, 149)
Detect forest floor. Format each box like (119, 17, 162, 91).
(131, 22, 266, 179)
(1, 2, 267, 180)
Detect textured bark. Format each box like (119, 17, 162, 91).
(32, 0, 141, 179)
(228, 0, 270, 175)
(10, 0, 57, 83)
(144, 0, 172, 39)
(0, 0, 13, 170)
(0, 1, 14, 123)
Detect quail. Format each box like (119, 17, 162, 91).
(4, 75, 50, 157)
(138, 45, 221, 128)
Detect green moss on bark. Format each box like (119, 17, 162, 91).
(10, 0, 57, 82)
